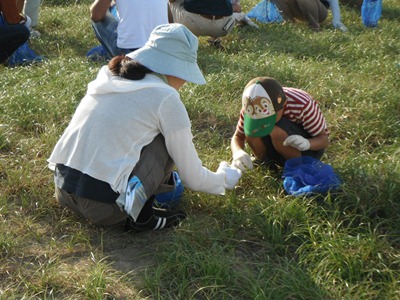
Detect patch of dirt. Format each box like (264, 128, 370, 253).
(93, 226, 170, 274)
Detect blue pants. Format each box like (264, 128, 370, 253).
(0, 24, 30, 63)
(91, 11, 136, 57)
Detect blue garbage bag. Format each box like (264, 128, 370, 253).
(283, 156, 341, 196)
(247, 0, 283, 24)
(154, 171, 184, 209)
(361, 0, 382, 27)
(110, 4, 119, 21)
(8, 41, 43, 67)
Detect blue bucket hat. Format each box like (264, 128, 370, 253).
(126, 24, 206, 85)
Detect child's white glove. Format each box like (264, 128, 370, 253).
(283, 135, 310, 151)
(217, 161, 242, 190)
(329, 0, 348, 32)
(232, 149, 253, 172)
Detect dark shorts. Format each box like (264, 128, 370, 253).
(261, 117, 324, 167)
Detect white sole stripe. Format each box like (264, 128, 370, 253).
(154, 218, 167, 230)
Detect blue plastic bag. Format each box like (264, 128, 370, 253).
(154, 172, 184, 209)
(283, 157, 341, 196)
(247, 0, 283, 24)
(361, 0, 382, 27)
(110, 4, 119, 21)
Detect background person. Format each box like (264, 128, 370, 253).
(0, 0, 31, 64)
(90, 0, 169, 58)
(169, 0, 242, 48)
(231, 77, 329, 172)
(271, 0, 347, 31)
(48, 24, 242, 231)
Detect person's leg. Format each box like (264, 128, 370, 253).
(55, 186, 128, 226)
(272, 0, 298, 22)
(130, 134, 175, 198)
(270, 124, 301, 160)
(91, 11, 119, 57)
(168, 0, 185, 24)
(23, 0, 41, 27)
(125, 134, 186, 230)
(271, 117, 324, 161)
(245, 136, 268, 161)
(0, 25, 30, 63)
(296, 0, 328, 29)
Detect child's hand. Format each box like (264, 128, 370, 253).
(232, 149, 253, 172)
(283, 135, 310, 151)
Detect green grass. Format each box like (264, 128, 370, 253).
(1, 0, 399, 299)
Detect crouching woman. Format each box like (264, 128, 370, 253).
(48, 24, 241, 231)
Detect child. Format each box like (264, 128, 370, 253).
(231, 77, 329, 171)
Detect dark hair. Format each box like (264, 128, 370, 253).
(108, 55, 152, 80)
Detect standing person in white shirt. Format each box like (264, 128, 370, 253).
(90, 0, 169, 58)
(48, 24, 242, 232)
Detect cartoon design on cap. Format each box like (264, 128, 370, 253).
(243, 81, 277, 137)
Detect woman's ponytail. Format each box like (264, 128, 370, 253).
(108, 55, 152, 80)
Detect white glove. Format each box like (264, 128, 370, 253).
(232, 149, 253, 172)
(232, 12, 259, 28)
(217, 161, 242, 190)
(329, 0, 348, 32)
(233, 12, 244, 23)
(283, 135, 311, 151)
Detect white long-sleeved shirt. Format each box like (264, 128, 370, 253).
(48, 66, 226, 195)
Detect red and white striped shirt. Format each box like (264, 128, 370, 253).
(236, 87, 328, 137)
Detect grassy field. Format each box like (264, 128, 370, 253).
(1, 0, 399, 299)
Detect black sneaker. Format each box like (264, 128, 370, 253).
(125, 209, 186, 232)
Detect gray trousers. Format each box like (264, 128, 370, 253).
(55, 134, 175, 226)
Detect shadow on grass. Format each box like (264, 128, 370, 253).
(334, 165, 400, 246)
(91, 226, 167, 274)
(34, 32, 94, 58)
(382, 6, 400, 22)
(44, 0, 92, 7)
